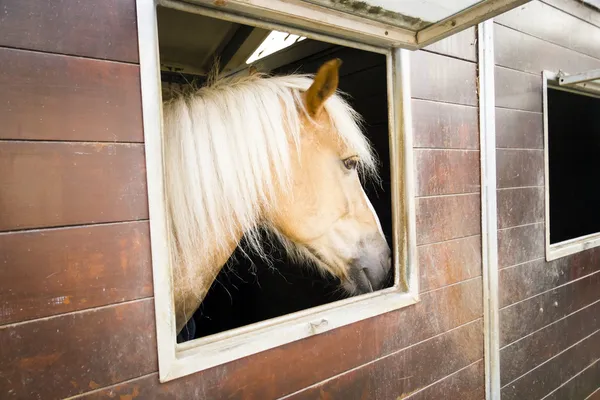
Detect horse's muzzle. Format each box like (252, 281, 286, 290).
(344, 239, 392, 294)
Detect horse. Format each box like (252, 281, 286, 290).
(162, 59, 392, 336)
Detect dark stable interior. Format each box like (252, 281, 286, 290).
(548, 87, 600, 244)
(165, 36, 393, 342)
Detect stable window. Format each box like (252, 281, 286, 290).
(543, 70, 600, 261)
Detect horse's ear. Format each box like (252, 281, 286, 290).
(305, 58, 342, 116)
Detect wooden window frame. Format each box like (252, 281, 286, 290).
(137, 0, 418, 382)
(543, 70, 600, 261)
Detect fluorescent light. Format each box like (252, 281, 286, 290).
(246, 31, 306, 64)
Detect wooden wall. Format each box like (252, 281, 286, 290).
(494, 1, 600, 398)
(0, 1, 482, 399)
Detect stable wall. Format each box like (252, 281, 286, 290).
(0, 1, 482, 399)
(494, 1, 600, 398)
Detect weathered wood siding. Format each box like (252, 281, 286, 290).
(1, 0, 482, 398)
(494, 1, 600, 398)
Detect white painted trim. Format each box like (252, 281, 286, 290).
(137, 0, 418, 382)
(478, 20, 501, 400)
(542, 70, 600, 262)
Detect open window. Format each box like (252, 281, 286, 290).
(543, 70, 600, 261)
(137, 0, 528, 383)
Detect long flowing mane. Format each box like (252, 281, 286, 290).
(163, 71, 378, 286)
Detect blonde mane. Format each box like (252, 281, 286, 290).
(163, 72, 378, 289)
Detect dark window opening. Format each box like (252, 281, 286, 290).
(548, 87, 600, 244)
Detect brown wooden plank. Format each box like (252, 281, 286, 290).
(0, 48, 143, 142)
(411, 51, 477, 106)
(412, 100, 479, 150)
(495, 1, 600, 60)
(499, 247, 600, 308)
(501, 330, 600, 400)
(497, 187, 544, 229)
(0, 222, 152, 325)
(544, 360, 599, 400)
(501, 300, 600, 385)
(0, 0, 138, 63)
(588, 386, 600, 400)
(403, 361, 484, 400)
(78, 279, 483, 400)
(496, 149, 544, 189)
(415, 149, 480, 196)
(0, 299, 157, 399)
(284, 320, 483, 400)
(498, 223, 545, 269)
(495, 108, 543, 150)
(494, 23, 600, 75)
(416, 194, 481, 245)
(495, 67, 542, 112)
(0, 142, 148, 231)
(418, 235, 482, 293)
(500, 272, 600, 346)
(423, 27, 477, 62)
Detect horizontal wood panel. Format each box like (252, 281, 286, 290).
(500, 272, 600, 346)
(0, 222, 152, 325)
(495, 0, 600, 60)
(497, 187, 544, 229)
(543, 0, 600, 29)
(500, 247, 600, 307)
(494, 23, 600, 75)
(496, 149, 544, 189)
(495, 108, 543, 149)
(416, 194, 481, 245)
(415, 149, 480, 196)
(403, 360, 484, 400)
(286, 320, 483, 400)
(412, 100, 479, 149)
(411, 51, 477, 106)
(544, 359, 599, 400)
(0, 299, 157, 399)
(78, 279, 483, 400)
(591, 387, 600, 400)
(0, 0, 139, 63)
(498, 223, 545, 269)
(423, 27, 477, 62)
(501, 329, 600, 400)
(495, 67, 542, 112)
(0, 47, 143, 142)
(0, 142, 148, 231)
(501, 300, 600, 385)
(418, 235, 482, 293)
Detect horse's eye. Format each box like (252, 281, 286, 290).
(343, 157, 359, 170)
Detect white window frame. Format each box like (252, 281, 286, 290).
(543, 70, 600, 261)
(137, 0, 418, 382)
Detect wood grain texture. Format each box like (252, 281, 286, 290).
(590, 387, 600, 400)
(542, 0, 600, 29)
(496, 149, 544, 189)
(423, 27, 477, 62)
(498, 223, 545, 269)
(497, 187, 544, 229)
(501, 330, 600, 400)
(501, 300, 600, 385)
(0, 48, 143, 142)
(284, 320, 483, 400)
(0, 299, 157, 400)
(411, 51, 477, 106)
(0, 222, 152, 325)
(500, 248, 600, 307)
(416, 194, 481, 245)
(418, 235, 482, 293)
(412, 100, 479, 149)
(0, 142, 148, 231)
(495, 0, 600, 60)
(495, 108, 543, 149)
(77, 279, 483, 400)
(544, 360, 599, 400)
(0, 0, 139, 63)
(500, 272, 600, 346)
(402, 360, 484, 400)
(495, 66, 542, 112)
(415, 149, 480, 196)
